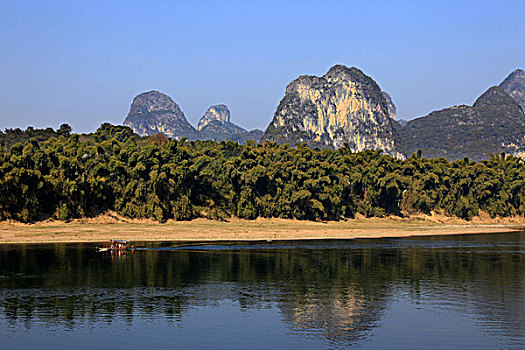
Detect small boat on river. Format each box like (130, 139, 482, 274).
(97, 240, 134, 252)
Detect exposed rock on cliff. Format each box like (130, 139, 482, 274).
(262, 65, 401, 157)
(122, 67, 525, 157)
(398, 86, 525, 161)
(198, 104, 246, 134)
(500, 69, 525, 111)
(382, 92, 396, 119)
(198, 104, 232, 130)
(123, 93, 262, 143)
(123, 91, 197, 139)
(196, 104, 263, 143)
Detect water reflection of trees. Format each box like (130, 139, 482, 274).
(0, 236, 524, 345)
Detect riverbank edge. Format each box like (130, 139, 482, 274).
(0, 215, 523, 244)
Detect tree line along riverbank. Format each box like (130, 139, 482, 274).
(0, 123, 524, 223)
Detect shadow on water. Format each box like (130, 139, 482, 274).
(0, 231, 524, 348)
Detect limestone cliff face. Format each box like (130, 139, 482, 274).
(198, 104, 232, 131)
(382, 92, 396, 119)
(123, 91, 197, 139)
(197, 104, 246, 135)
(196, 104, 260, 142)
(123, 92, 262, 143)
(262, 65, 401, 157)
(500, 69, 525, 111)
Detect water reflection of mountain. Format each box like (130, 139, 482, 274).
(270, 249, 393, 345)
(278, 285, 386, 345)
(1, 233, 525, 346)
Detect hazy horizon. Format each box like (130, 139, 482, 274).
(1, 0, 524, 133)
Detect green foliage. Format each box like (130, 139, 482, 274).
(1, 123, 524, 222)
(0, 124, 72, 149)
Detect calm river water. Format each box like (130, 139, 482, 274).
(1, 232, 525, 349)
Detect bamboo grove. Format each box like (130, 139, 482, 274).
(0, 123, 524, 223)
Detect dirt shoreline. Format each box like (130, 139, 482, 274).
(0, 215, 523, 244)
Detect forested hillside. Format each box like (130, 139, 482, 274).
(397, 86, 525, 160)
(0, 123, 523, 223)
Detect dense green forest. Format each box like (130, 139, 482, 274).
(0, 124, 72, 149)
(0, 123, 523, 223)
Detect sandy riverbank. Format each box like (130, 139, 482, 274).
(0, 213, 523, 244)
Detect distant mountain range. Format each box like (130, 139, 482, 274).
(123, 92, 263, 144)
(122, 66, 525, 160)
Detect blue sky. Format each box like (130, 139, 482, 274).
(1, 0, 524, 133)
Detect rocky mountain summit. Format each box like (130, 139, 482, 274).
(122, 67, 525, 161)
(500, 69, 525, 111)
(123, 92, 261, 143)
(197, 104, 263, 143)
(123, 91, 197, 139)
(398, 85, 525, 160)
(262, 65, 402, 157)
(198, 104, 246, 134)
(198, 104, 232, 130)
